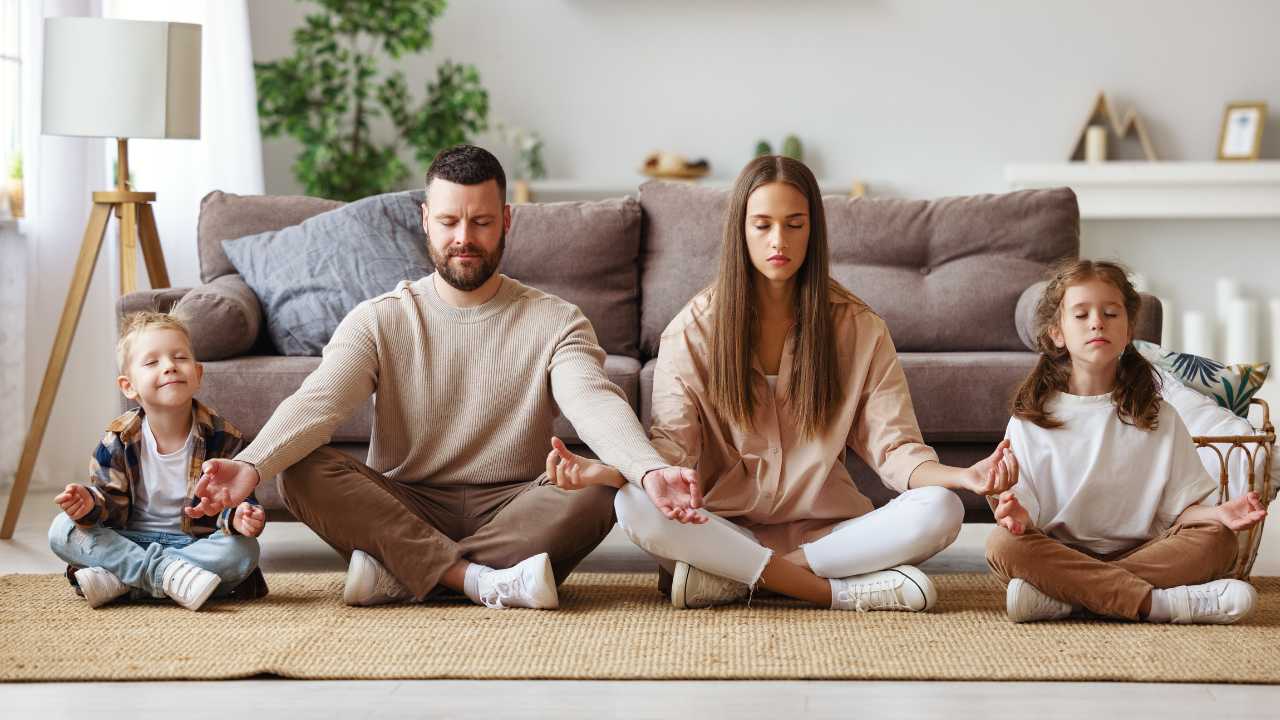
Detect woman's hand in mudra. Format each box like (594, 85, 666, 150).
(965, 439, 1020, 496)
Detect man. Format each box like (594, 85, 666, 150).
(187, 145, 702, 609)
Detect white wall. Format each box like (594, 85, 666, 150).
(16, 1, 1279, 498)
(247, 0, 1280, 352)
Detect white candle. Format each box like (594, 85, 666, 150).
(1085, 125, 1107, 163)
(1225, 298, 1260, 364)
(1216, 277, 1241, 328)
(1182, 311, 1214, 357)
(1157, 295, 1176, 348)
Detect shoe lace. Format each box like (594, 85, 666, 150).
(836, 578, 905, 612)
(480, 575, 524, 609)
(1187, 587, 1220, 618)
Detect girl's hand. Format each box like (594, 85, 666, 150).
(232, 502, 267, 537)
(54, 484, 94, 521)
(1216, 491, 1267, 531)
(965, 439, 1020, 496)
(994, 491, 1032, 535)
(546, 437, 625, 490)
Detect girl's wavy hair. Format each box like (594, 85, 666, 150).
(1010, 259, 1162, 430)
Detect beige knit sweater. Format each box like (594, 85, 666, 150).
(237, 275, 667, 487)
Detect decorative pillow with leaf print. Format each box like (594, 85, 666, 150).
(1134, 340, 1270, 417)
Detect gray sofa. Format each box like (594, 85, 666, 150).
(119, 181, 1162, 522)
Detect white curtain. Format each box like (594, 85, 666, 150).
(13, 0, 262, 492)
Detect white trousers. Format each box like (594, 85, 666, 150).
(614, 484, 965, 586)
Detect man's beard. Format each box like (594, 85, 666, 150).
(427, 230, 505, 292)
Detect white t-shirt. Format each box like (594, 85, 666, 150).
(1004, 393, 1216, 555)
(128, 416, 195, 534)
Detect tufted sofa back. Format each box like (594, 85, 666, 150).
(638, 182, 1080, 356)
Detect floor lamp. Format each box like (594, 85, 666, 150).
(1, 17, 201, 539)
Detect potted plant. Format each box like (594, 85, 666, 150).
(255, 0, 490, 201)
(6, 152, 22, 219)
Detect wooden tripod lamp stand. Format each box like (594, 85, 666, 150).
(1, 17, 201, 539)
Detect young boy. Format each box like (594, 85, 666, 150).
(47, 312, 267, 611)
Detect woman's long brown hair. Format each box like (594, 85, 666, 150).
(1010, 259, 1162, 430)
(707, 155, 852, 438)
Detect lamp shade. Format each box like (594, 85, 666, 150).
(42, 17, 201, 139)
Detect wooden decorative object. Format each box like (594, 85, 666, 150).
(1069, 92, 1159, 162)
(0, 139, 170, 539)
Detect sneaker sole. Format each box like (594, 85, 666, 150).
(890, 565, 936, 612)
(529, 553, 559, 610)
(343, 550, 377, 606)
(671, 562, 692, 610)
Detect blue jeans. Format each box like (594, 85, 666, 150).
(48, 513, 260, 599)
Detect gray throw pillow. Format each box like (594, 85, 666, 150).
(222, 190, 430, 356)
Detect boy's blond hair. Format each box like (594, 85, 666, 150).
(116, 312, 194, 371)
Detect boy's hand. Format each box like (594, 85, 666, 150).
(965, 439, 1019, 496)
(545, 437, 625, 490)
(1216, 491, 1267, 531)
(54, 484, 94, 521)
(187, 459, 261, 518)
(232, 502, 266, 537)
(994, 491, 1032, 535)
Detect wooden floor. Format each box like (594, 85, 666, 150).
(4, 490, 1279, 718)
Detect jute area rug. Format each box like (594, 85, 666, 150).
(3, 572, 1279, 683)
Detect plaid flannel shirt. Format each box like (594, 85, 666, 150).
(75, 399, 259, 537)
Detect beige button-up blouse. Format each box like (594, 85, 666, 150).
(649, 289, 939, 555)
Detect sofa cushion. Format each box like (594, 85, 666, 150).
(222, 191, 433, 356)
(198, 191, 344, 283)
(639, 351, 1037, 444)
(211, 190, 643, 358)
(639, 181, 1080, 357)
(171, 274, 263, 361)
(503, 198, 643, 358)
(199, 354, 642, 447)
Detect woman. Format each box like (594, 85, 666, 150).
(549, 156, 1017, 612)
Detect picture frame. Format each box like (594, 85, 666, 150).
(1217, 101, 1267, 160)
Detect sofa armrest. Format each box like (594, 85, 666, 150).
(1015, 281, 1164, 350)
(171, 274, 265, 361)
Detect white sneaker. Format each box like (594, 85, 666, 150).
(74, 566, 129, 608)
(161, 559, 221, 611)
(831, 565, 936, 612)
(476, 553, 559, 610)
(671, 561, 749, 609)
(1006, 578, 1074, 623)
(1165, 579, 1257, 625)
(344, 549, 413, 606)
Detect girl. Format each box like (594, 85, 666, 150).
(988, 259, 1266, 624)
(548, 156, 1018, 612)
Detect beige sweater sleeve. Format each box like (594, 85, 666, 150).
(236, 303, 379, 482)
(549, 308, 669, 486)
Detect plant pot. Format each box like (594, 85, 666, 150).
(6, 178, 22, 219)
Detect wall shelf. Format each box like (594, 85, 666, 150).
(1005, 162, 1280, 220)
